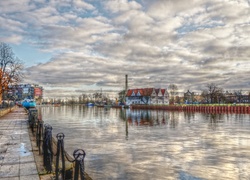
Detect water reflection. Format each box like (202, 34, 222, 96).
(120, 109, 181, 128)
(39, 106, 250, 180)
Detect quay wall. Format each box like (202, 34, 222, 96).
(0, 106, 17, 117)
(131, 105, 250, 114)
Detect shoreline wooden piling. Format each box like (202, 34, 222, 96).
(131, 104, 250, 114)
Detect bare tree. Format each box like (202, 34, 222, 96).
(168, 84, 178, 104)
(203, 83, 224, 104)
(78, 95, 83, 104)
(118, 90, 126, 103)
(0, 42, 23, 102)
(201, 90, 209, 103)
(234, 89, 242, 103)
(93, 92, 102, 102)
(82, 94, 88, 103)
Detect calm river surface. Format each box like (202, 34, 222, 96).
(39, 105, 250, 180)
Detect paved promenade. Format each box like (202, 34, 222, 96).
(0, 107, 39, 180)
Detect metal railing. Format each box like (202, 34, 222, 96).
(28, 108, 88, 180)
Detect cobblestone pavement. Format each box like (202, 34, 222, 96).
(0, 107, 39, 180)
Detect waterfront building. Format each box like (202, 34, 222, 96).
(2, 84, 43, 102)
(125, 88, 169, 105)
(184, 90, 195, 104)
(224, 90, 250, 103)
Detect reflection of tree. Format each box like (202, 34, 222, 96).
(235, 114, 244, 124)
(199, 113, 225, 130)
(169, 112, 179, 128)
(121, 109, 184, 127)
(184, 112, 195, 123)
(119, 109, 127, 121)
(125, 118, 128, 140)
(163, 111, 170, 125)
(161, 111, 165, 124)
(155, 110, 159, 125)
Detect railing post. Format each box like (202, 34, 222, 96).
(36, 120, 44, 155)
(28, 108, 38, 133)
(73, 149, 86, 180)
(43, 124, 53, 173)
(55, 133, 66, 180)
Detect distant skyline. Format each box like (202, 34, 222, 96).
(1, 0, 250, 98)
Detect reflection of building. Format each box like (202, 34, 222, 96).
(125, 88, 169, 105)
(125, 109, 167, 126)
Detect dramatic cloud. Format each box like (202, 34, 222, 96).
(0, 0, 250, 98)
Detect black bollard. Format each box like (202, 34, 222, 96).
(43, 124, 53, 172)
(55, 133, 66, 180)
(73, 149, 86, 180)
(36, 120, 44, 155)
(28, 108, 38, 132)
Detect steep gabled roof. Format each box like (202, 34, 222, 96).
(126, 89, 133, 96)
(126, 88, 157, 97)
(161, 89, 166, 95)
(139, 89, 144, 96)
(155, 88, 160, 95)
(134, 89, 138, 95)
(143, 88, 153, 96)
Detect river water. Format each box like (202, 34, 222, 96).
(39, 105, 250, 180)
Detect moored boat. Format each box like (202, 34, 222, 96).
(22, 98, 36, 109)
(96, 104, 104, 107)
(86, 102, 94, 107)
(112, 105, 124, 108)
(104, 104, 112, 108)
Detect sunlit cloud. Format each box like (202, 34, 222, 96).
(0, 0, 249, 97)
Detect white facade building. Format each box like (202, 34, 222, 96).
(125, 88, 169, 105)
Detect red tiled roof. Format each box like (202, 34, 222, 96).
(143, 88, 153, 96)
(126, 88, 154, 96)
(126, 89, 133, 96)
(139, 89, 144, 95)
(161, 89, 166, 95)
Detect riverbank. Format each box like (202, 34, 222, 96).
(131, 104, 250, 114)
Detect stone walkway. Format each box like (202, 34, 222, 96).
(0, 107, 39, 180)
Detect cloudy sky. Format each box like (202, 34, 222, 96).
(1, 0, 250, 98)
